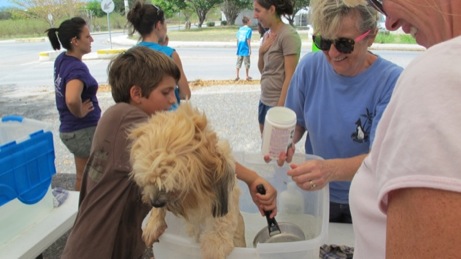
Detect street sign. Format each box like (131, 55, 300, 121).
(101, 0, 115, 48)
(101, 0, 115, 14)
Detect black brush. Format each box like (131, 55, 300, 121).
(256, 184, 281, 236)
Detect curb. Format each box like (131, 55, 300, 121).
(38, 35, 425, 61)
(38, 51, 63, 61)
(38, 49, 126, 61)
(95, 48, 125, 59)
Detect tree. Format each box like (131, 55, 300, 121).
(86, 0, 105, 17)
(186, 0, 222, 28)
(220, 0, 252, 26)
(152, 0, 187, 18)
(0, 9, 14, 20)
(111, 0, 136, 15)
(11, 0, 86, 26)
(284, 0, 310, 26)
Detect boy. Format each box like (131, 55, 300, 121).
(62, 46, 277, 258)
(61, 46, 180, 258)
(235, 16, 252, 81)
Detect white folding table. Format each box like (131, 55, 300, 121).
(0, 191, 79, 259)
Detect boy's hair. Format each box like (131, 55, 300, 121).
(108, 46, 181, 103)
(242, 16, 250, 24)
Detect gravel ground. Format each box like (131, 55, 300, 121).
(1, 83, 306, 258)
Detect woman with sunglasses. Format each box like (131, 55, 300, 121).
(347, 0, 461, 258)
(127, 0, 191, 108)
(281, 0, 402, 224)
(253, 0, 302, 134)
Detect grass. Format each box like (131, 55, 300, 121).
(375, 32, 417, 44)
(166, 26, 242, 42)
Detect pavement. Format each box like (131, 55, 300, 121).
(5, 84, 266, 259)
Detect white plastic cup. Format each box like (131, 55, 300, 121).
(261, 107, 296, 159)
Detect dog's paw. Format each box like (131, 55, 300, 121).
(143, 220, 167, 247)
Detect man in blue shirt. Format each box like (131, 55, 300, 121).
(235, 16, 252, 81)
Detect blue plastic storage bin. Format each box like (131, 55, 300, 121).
(0, 116, 56, 206)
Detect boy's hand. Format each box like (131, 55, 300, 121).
(248, 178, 277, 218)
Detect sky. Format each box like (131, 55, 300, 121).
(0, 0, 19, 9)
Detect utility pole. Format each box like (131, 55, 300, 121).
(124, 0, 129, 17)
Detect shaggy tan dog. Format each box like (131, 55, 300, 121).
(129, 103, 245, 259)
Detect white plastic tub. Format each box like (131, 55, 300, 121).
(153, 152, 329, 259)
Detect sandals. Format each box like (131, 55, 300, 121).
(246, 76, 252, 81)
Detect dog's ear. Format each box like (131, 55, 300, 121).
(211, 143, 236, 217)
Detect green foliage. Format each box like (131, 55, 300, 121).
(186, 0, 222, 27)
(0, 13, 127, 39)
(112, 0, 136, 15)
(285, 0, 310, 25)
(0, 18, 49, 38)
(0, 10, 13, 20)
(86, 0, 105, 17)
(221, 20, 227, 26)
(206, 21, 215, 27)
(220, 0, 252, 25)
(10, 0, 87, 25)
(152, 0, 187, 18)
(375, 32, 417, 44)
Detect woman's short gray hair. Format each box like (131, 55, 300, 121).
(310, 0, 378, 38)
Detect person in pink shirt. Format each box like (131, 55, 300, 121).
(347, 0, 461, 258)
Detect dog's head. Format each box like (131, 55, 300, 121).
(129, 103, 236, 218)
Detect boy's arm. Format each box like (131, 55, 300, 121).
(235, 162, 277, 217)
(247, 39, 251, 55)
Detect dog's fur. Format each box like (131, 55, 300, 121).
(129, 103, 245, 259)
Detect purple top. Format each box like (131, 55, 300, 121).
(54, 52, 100, 132)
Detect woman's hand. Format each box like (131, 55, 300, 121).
(80, 98, 95, 117)
(287, 159, 334, 191)
(263, 144, 295, 166)
(259, 31, 277, 55)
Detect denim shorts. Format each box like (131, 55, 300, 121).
(329, 202, 352, 223)
(258, 100, 273, 125)
(59, 126, 96, 158)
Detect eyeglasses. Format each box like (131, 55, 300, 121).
(367, 0, 386, 15)
(312, 30, 371, 54)
(152, 4, 164, 18)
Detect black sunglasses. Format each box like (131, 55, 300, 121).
(312, 30, 371, 54)
(367, 0, 386, 15)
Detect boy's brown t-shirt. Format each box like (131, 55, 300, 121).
(62, 103, 151, 259)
